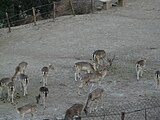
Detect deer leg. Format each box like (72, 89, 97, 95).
(140, 68, 143, 77)
(7, 89, 11, 102)
(90, 84, 94, 92)
(42, 77, 45, 87)
(11, 92, 14, 103)
(0, 87, 2, 98)
(21, 113, 25, 120)
(100, 95, 104, 109)
(136, 69, 141, 80)
(43, 96, 46, 109)
(157, 79, 159, 89)
(75, 72, 77, 81)
(23, 85, 28, 96)
(20, 82, 23, 91)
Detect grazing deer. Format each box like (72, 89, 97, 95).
(64, 103, 84, 120)
(136, 58, 148, 80)
(84, 88, 104, 115)
(92, 50, 107, 69)
(40, 64, 54, 86)
(18, 74, 29, 96)
(78, 68, 107, 95)
(74, 62, 97, 81)
(16, 103, 37, 120)
(13, 61, 28, 78)
(155, 71, 160, 88)
(36, 86, 49, 109)
(7, 80, 16, 103)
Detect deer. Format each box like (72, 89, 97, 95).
(64, 103, 84, 120)
(74, 62, 97, 81)
(155, 71, 160, 89)
(7, 79, 16, 103)
(78, 67, 107, 95)
(135, 57, 148, 80)
(0, 77, 11, 98)
(83, 88, 104, 115)
(36, 86, 49, 109)
(40, 64, 54, 86)
(13, 61, 28, 78)
(18, 74, 29, 96)
(16, 103, 37, 120)
(92, 50, 106, 67)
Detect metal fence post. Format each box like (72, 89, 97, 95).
(32, 7, 36, 26)
(121, 112, 125, 120)
(6, 12, 11, 32)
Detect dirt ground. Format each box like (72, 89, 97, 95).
(0, 0, 160, 119)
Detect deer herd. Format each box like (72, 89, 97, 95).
(0, 49, 159, 120)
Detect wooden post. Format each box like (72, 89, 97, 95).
(32, 7, 36, 26)
(91, 0, 94, 13)
(6, 12, 11, 32)
(121, 112, 125, 120)
(69, 0, 75, 16)
(118, 0, 125, 7)
(53, 1, 56, 22)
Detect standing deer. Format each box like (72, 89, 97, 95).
(64, 103, 84, 120)
(18, 74, 29, 96)
(0, 77, 11, 98)
(7, 79, 16, 103)
(84, 88, 104, 115)
(78, 67, 107, 95)
(136, 58, 148, 80)
(74, 62, 97, 81)
(40, 64, 54, 86)
(155, 70, 160, 88)
(16, 103, 37, 120)
(0, 77, 16, 103)
(92, 50, 107, 69)
(36, 86, 49, 109)
(13, 61, 28, 78)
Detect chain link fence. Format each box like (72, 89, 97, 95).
(79, 97, 160, 120)
(0, 0, 120, 32)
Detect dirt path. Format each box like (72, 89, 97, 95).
(0, 0, 160, 119)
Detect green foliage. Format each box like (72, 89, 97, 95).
(0, 0, 13, 18)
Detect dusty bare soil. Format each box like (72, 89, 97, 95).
(0, 0, 160, 119)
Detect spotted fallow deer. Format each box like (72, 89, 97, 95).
(0, 77, 16, 103)
(64, 103, 84, 120)
(136, 57, 148, 80)
(92, 50, 106, 67)
(84, 88, 104, 115)
(7, 79, 16, 103)
(155, 70, 160, 88)
(40, 64, 54, 86)
(74, 62, 97, 81)
(78, 67, 107, 95)
(36, 86, 49, 109)
(13, 61, 28, 78)
(18, 74, 29, 96)
(0, 77, 11, 98)
(16, 103, 37, 120)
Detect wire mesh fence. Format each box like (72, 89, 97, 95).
(79, 97, 160, 120)
(1, 0, 119, 31)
